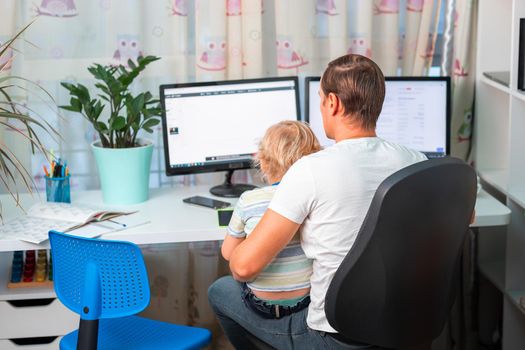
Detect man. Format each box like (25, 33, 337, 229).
(208, 54, 427, 349)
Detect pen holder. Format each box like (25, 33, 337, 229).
(45, 176, 71, 203)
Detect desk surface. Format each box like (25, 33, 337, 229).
(0, 186, 511, 252)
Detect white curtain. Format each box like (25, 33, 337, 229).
(0, 0, 476, 347)
(450, 0, 476, 160)
(0, 0, 449, 193)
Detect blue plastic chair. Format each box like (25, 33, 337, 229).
(49, 230, 211, 350)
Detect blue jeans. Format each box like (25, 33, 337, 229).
(208, 276, 375, 350)
(241, 283, 310, 319)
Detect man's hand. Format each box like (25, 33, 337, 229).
(229, 209, 300, 281)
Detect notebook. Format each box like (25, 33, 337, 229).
(0, 202, 146, 244)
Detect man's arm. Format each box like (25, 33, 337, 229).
(221, 235, 245, 261)
(229, 209, 301, 281)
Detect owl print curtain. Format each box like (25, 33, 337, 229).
(0, 0, 476, 191)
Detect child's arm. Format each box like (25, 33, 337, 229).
(222, 235, 245, 261)
(221, 197, 247, 261)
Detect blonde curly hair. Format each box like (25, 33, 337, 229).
(255, 121, 321, 182)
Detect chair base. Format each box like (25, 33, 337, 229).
(60, 315, 211, 350)
(77, 319, 99, 350)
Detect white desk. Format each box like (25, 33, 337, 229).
(0, 186, 511, 252)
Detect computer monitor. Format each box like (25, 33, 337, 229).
(160, 77, 300, 197)
(305, 76, 450, 158)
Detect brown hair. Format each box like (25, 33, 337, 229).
(321, 54, 385, 130)
(255, 121, 321, 181)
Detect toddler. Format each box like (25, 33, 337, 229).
(221, 120, 321, 319)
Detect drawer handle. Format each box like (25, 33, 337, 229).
(9, 336, 58, 345)
(7, 298, 55, 307)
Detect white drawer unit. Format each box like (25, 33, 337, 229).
(0, 298, 77, 339)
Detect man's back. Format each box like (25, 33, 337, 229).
(269, 137, 427, 332)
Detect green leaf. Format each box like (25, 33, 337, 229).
(76, 84, 91, 102)
(94, 101, 105, 119)
(96, 121, 108, 131)
(127, 59, 137, 70)
(60, 82, 77, 93)
(98, 94, 110, 102)
(142, 118, 160, 130)
(111, 116, 126, 131)
(94, 83, 110, 95)
(59, 105, 80, 112)
(70, 98, 82, 112)
(133, 93, 145, 112)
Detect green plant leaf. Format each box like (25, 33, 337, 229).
(142, 118, 160, 130)
(0, 19, 35, 60)
(128, 59, 137, 70)
(60, 82, 77, 93)
(96, 121, 108, 131)
(111, 116, 126, 130)
(133, 93, 145, 112)
(0, 20, 65, 219)
(93, 100, 104, 119)
(59, 105, 80, 112)
(94, 83, 110, 95)
(70, 97, 82, 112)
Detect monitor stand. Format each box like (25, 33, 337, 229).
(210, 170, 257, 198)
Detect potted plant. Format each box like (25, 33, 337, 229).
(60, 56, 161, 205)
(0, 23, 60, 220)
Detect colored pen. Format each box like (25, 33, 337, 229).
(43, 166, 49, 177)
(54, 164, 62, 178)
(107, 219, 127, 228)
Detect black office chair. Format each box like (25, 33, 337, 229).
(325, 157, 477, 350)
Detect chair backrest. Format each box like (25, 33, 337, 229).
(49, 231, 150, 320)
(325, 158, 477, 349)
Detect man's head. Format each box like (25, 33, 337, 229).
(320, 54, 385, 140)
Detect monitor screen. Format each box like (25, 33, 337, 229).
(305, 77, 450, 158)
(161, 77, 300, 176)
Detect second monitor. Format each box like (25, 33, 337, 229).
(305, 76, 450, 158)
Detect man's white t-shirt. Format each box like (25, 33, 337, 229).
(268, 137, 427, 333)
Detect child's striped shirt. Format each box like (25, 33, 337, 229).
(227, 185, 313, 292)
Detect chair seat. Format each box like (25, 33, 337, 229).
(60, 315, 211, 350)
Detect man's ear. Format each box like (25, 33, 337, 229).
(328, 92, 340, 117)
